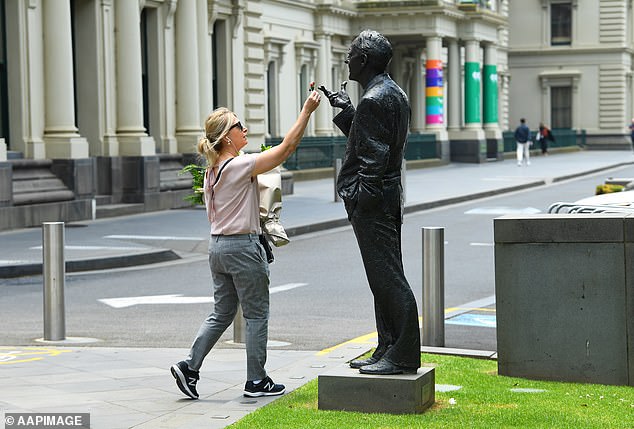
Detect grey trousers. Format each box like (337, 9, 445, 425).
(185, 233, 270, 381)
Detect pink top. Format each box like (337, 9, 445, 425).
(203, 153, 261, 235)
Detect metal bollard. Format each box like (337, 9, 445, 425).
(421, 227, 445, 347)
(42, 222, 66, 341)
(233, 307, 246, 343)
(334, 158, 342, 202)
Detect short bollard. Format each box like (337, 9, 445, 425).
(43, 222, 66, 341)
(334, 158, 342, 202)
(421, 227, 445, 347)
(233, 307, 246, 343)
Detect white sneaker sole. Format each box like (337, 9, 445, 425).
(171, 365, 198, 399)
(243, 388, 286, 397)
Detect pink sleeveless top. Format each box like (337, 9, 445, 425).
(203, 154, 261, 235)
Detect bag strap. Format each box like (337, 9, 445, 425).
(212, 157, 234, 187)
(207, 157, 235, 221)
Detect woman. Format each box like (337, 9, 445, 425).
(171, 90, 321, 399)
(537, 122, 554, 155)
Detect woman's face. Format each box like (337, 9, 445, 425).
(227, 116, 248, 152)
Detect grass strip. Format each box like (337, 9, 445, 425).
(229, 353, 634, 429)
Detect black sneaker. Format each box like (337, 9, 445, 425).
(243, 376, 285, 397)
(170, 361, 199, 399)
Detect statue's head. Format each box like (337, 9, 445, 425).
(346, 30, 392, 83)
(350, 30, 392, 70)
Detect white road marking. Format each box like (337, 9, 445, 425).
(464, 206, 541, 215)
(29, 245, 143, 250)
(99, 283, 308, 308)
(104, 234, 203, 241)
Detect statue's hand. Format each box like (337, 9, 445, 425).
(318, 81, 351, 110)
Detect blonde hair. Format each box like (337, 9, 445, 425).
(197, 107, 236, 166)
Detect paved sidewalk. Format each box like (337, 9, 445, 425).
(1, 150, 633, 428)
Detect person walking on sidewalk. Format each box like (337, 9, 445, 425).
(514, 118, 531, 166)
(536, 122, 555, 156)
(171, 91, 321, 400)
(629, 118, 634, 152)
(319, 30, 421, 375)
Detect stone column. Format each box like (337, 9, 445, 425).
(424, 36, 449, 160)
(447, 39, 461, 133)
(451, 39, 485, 163)
(464, 39, 481, 130)
(174, 0, 201, 153)
(197, 0, 213, 121)
(483, 44, 499, 129)
(114, 0, 155, 156)
(424, 36, 444, 131)
(315, 32, 332, 136)
(410, 50, 424, 132)
(41, 0, 89, 159)
(483, 44, 502, 160)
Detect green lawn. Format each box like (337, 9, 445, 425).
(229, 353, 634, 429)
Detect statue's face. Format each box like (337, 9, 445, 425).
(345, 47, 364, 82)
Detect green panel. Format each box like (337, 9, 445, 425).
(483, 64, 498, 124)
(464, 62, 481, 124)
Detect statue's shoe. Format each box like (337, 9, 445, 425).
(348, 356, 379, 369)
(358, 358, 418, 375)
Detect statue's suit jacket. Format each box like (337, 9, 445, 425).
(333, 72, 410, 218)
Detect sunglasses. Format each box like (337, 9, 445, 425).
(229, 121, 244, 132)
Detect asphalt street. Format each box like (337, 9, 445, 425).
(1, 149, 633, 428)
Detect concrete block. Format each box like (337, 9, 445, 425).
(494, 214, 626, 243)
(121, 156, 160, 203)
(0, 162, 11, 207)
(627, 241, 634, 386)
(318, 365, 435, 414)
(449, 139, 486, 163)
(51, 158, 96, 199)
(495, 214, 632, 386)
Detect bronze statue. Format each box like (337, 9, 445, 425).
(320, 30, 420, 375)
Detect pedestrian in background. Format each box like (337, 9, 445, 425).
(514, 118, 531, 166)
(170, 91, 321, 400)
(629, 118, 634, 151)
(536, 122, 555, 156)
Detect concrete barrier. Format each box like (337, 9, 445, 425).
(494, 214, 633, 386)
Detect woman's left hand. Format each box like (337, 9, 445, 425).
(302, 90, 321, 115)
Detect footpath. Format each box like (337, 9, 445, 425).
(0, 150, 632, 428)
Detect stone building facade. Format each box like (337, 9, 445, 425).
(0, 0, 509, 229)
(508, 0, 634, 147)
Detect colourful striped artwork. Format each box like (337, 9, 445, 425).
(426, 59, 443, 125)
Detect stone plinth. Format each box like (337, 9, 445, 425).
(318, 365, 435, 414)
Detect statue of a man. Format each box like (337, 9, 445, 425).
(320, 30, 420, 375)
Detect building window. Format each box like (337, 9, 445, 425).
(551, 86, 572, 128)
(299, 64, 308, 111)
(551, 3, 572, 46)
(266, 62, 278, 137)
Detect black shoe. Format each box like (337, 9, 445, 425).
(349, 356, 380, 369)
(243, 376, 285, 397)
(170, 361, 199, 399)
(358, 358, 417, 375)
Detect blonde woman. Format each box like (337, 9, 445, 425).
(171, 90, 321, 399)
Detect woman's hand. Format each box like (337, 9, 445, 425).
(253, 89, 321, 176)
(302, 90, 321, 114)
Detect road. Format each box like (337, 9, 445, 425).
(1, 164, 631, 351)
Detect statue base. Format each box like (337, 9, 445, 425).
(318, 365, 435, 414)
